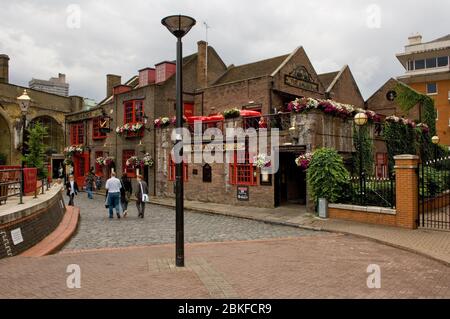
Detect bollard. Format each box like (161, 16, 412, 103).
(41, 179, 45, 195)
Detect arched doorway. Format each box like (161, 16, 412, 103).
(0, 114, 11, 165)
(29, 116, 64, 156)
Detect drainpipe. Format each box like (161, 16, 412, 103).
(269, 78, 274, 114)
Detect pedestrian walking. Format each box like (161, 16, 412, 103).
(120, 173, 132, 218)
(105, 171, 122, 219)
(58, 163, 64, 179)
(65, 175, 79, 206)
(135, 174, 149, 219)
(85, 167, 96, 200)
(95, 175, 102, 191)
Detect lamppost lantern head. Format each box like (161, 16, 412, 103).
(161, 15, 196, 38)
(354, 112, 368, 126)
(17, 89, 31, 115)
(432, 136, 440, 145)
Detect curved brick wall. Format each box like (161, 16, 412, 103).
(0, 187, 66, 258)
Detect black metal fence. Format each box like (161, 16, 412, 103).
(340, 173, 396, 208)
(419, 156, 450, 230)
(0, 169, 22, 205)
(0, 168, 50, 205)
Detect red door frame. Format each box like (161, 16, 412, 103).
(73, 152, 89, 187)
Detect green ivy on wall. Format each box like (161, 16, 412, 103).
(383, 121, 417, 173)
(395, 83, 437, 135)
(353, 124, 374, 176)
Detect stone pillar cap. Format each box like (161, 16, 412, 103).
(394, 155, 419, 160)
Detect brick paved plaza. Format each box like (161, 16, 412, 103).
(0, 195, 448, 299)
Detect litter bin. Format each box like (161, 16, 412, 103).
(318, 198, 328, 219)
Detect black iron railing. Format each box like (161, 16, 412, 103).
(419, 156, 450, 230)
(340, 173, 396, 209)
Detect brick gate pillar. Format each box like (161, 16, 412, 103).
(394, 155, 419, 229)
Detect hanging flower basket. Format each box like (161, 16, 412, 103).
(116, 123, 144, 137)
(295, 152, 314, 170)
(154, 117, 171, 128)
(142, 153, 154, 167)
(252, 154, 271, 169)
(64, 145, 84, 157)
(126, 156, 143, 169)
(96, 156, 115, 167)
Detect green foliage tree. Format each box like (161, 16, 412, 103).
(23, 122, 48, 178)
(307, 148, 350, 204)
(353, 124, 374, 176)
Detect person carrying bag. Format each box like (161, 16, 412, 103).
(135, 174, 149, 219)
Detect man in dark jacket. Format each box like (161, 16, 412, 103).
(120, 173, 132, 218)
(135, 174, 149, 218)
(65, 175, 79, 206)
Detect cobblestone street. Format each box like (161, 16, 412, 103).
(63, 195, 319, 251)
(0, 195, 448, 298)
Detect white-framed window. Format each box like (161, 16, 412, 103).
(427, 82, 438, 95)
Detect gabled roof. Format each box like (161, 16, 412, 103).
(99, 75, 139, 106)
(213, 54, 290, 85)
(318, 71, 340, 92)
(427, 34, 450, 44)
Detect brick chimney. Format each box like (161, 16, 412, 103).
(155, 61, 176, 83)
(106, 74, 121, 97)
(0, 54, 9, 84)
(138, 67, 156, 87)
(408, 34, 422, 45)
(197, 41, 207, 88)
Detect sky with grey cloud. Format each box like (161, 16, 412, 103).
(0, 0, 449, 103)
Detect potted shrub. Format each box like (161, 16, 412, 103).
(307, 148, 350, 216)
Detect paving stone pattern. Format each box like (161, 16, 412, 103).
(63, 195, 319, 251)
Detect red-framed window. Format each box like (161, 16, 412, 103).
(376, 153, 388, 179)
(229, 149, 257, 186)
(70, 122, 84, 145)
(168, 154, 188, 181)
(92, 117, 107, 140)
(124, 100, 144, 124)
(95, 151, 104, 175)
(122, 150, 136, 178)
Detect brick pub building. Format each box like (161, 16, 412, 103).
(65, 41, 364, 208)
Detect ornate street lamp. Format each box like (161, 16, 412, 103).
(161, 14, 196, 268)
(17, 89, 31, 204)
(354, 112, 368, 206)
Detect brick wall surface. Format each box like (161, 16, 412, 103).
(329, 208, 397, 226)
(0, 191, 66, 259)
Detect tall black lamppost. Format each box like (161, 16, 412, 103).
(17, 89, 31, 204)
(354, 112, 368, 206)
(161, 15, 196, 268)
